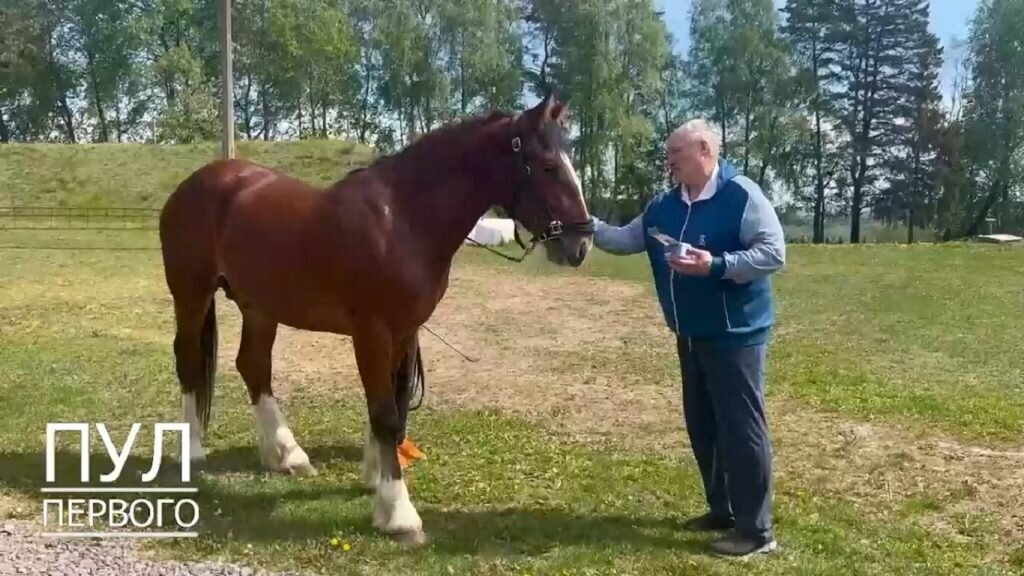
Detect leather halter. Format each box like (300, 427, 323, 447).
(498, 135, 595, 260)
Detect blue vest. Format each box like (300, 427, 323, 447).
(640, 161, 774, 346)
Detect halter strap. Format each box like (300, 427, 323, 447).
(466, 133, 593, 262)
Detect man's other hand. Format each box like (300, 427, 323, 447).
(667, 247, 713, 276)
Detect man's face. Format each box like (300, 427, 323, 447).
(666, 134, 709, 186)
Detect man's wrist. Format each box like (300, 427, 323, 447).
(709, 256, 727, 278)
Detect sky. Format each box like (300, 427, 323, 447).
(654, 0, 981, 104)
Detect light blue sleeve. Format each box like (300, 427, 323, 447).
(710, 176, 786, 283)
(590, 212, 646, 255)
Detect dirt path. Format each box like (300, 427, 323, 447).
(251, 262, 1024, 551)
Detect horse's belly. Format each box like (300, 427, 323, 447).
(219, 243, 356, 334)
(225, 273, 356, 334)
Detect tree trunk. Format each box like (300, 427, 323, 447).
(963, 179, 1008, 237)
(0, 107, 9, 143)
(459, 30, 467, 115)
(86, 51, 110, 142)
(261, 85, 272, 141)
(356, 50, 374, 144)
(308, 83, 317, 137)
(743, 101, 752, 174)
(57, 94, 76, 143)
(718, 90, 728, 159)
(242, 74, 254, 140)
(814, 106, 825, 244)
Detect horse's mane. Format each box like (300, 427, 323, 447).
(363, 110, 513, 171)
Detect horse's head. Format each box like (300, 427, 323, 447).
(501, 94, 593, 267)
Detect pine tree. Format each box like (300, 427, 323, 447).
(780, 0, 842, 243)
(874, 0, 943, 242)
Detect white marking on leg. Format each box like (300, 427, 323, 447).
(181, 392, 206, 464)
(374, 477, 422, 534)
(559, 150, 588, 217)
(252, 395, 316, 476)
(361, 422, 381, 490)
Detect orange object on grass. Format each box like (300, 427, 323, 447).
(397, 437, 426, 469)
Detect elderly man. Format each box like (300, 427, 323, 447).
(589, 119, 785, 557)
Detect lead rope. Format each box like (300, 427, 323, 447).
(412, 132, 594, 408)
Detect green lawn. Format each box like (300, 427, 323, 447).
(1, 142, 1022, 575)
(462, 241, 1024, 444)
(0, 239, 1021, 575)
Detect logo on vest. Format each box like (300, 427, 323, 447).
(698, 234, 707, 246)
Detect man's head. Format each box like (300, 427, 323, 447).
(666, 119, 720, 190)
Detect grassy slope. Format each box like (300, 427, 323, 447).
(1, 143, 1022, 575)
(0, 140, 373, 208)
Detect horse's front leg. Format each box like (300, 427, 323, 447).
(353, 322, 425, 544)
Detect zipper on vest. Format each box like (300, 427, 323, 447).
(670, 202, 692, 334)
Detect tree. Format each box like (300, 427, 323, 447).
(874, 0, 944, 242)
(958, 0, 1024, 237)
(780, 0, 843, 243)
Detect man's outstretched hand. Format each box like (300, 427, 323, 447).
(667, 247, 713, 276)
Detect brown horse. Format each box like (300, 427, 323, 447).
(158, 94, 593, 544)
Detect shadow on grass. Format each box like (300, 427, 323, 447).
(198, 443, 362, 474)
(0, 447, 711, 559)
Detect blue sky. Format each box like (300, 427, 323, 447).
(655, 0, 980, 102)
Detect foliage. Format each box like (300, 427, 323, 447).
(1, 0, 1022, 239)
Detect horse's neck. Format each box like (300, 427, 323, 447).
(395, 128, 513, 267)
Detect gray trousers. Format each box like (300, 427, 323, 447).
(677, 336, 773, 538)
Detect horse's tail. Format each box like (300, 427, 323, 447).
(410, 336, 425, 411)
(197, 297, 218, 431)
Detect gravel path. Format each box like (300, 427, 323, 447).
(0, 522, 300, 576)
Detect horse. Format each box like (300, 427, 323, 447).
(157, 94, 594, 544)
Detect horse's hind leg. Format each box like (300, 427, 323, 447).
(172, 293, 217, 466)
(236, 308, 316, 476)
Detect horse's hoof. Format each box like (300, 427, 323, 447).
(280, 446, 317, 476)
(394, 529, 428, 548)
(287, 462, 318, 477)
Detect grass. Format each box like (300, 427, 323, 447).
(458, 241, 1024, 445)
(0, 238, 1021, 575)
(1, 142, 1022, 574)
(0, 140, 373, 208)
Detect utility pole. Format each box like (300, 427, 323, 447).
(219, 0, 234, 159)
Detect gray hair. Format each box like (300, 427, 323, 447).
(669, 119, 721, 158)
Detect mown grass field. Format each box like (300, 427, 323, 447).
(1, 142, 1022, 575)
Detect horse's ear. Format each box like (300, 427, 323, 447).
(519, 93, 555, 131)
(549, 100, 564, 121)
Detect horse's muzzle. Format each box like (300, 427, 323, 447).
(565, 235, 591, 267)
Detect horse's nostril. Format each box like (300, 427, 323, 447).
(577, 242, 589, 261)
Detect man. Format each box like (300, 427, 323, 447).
(589, 119, 785, 557)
